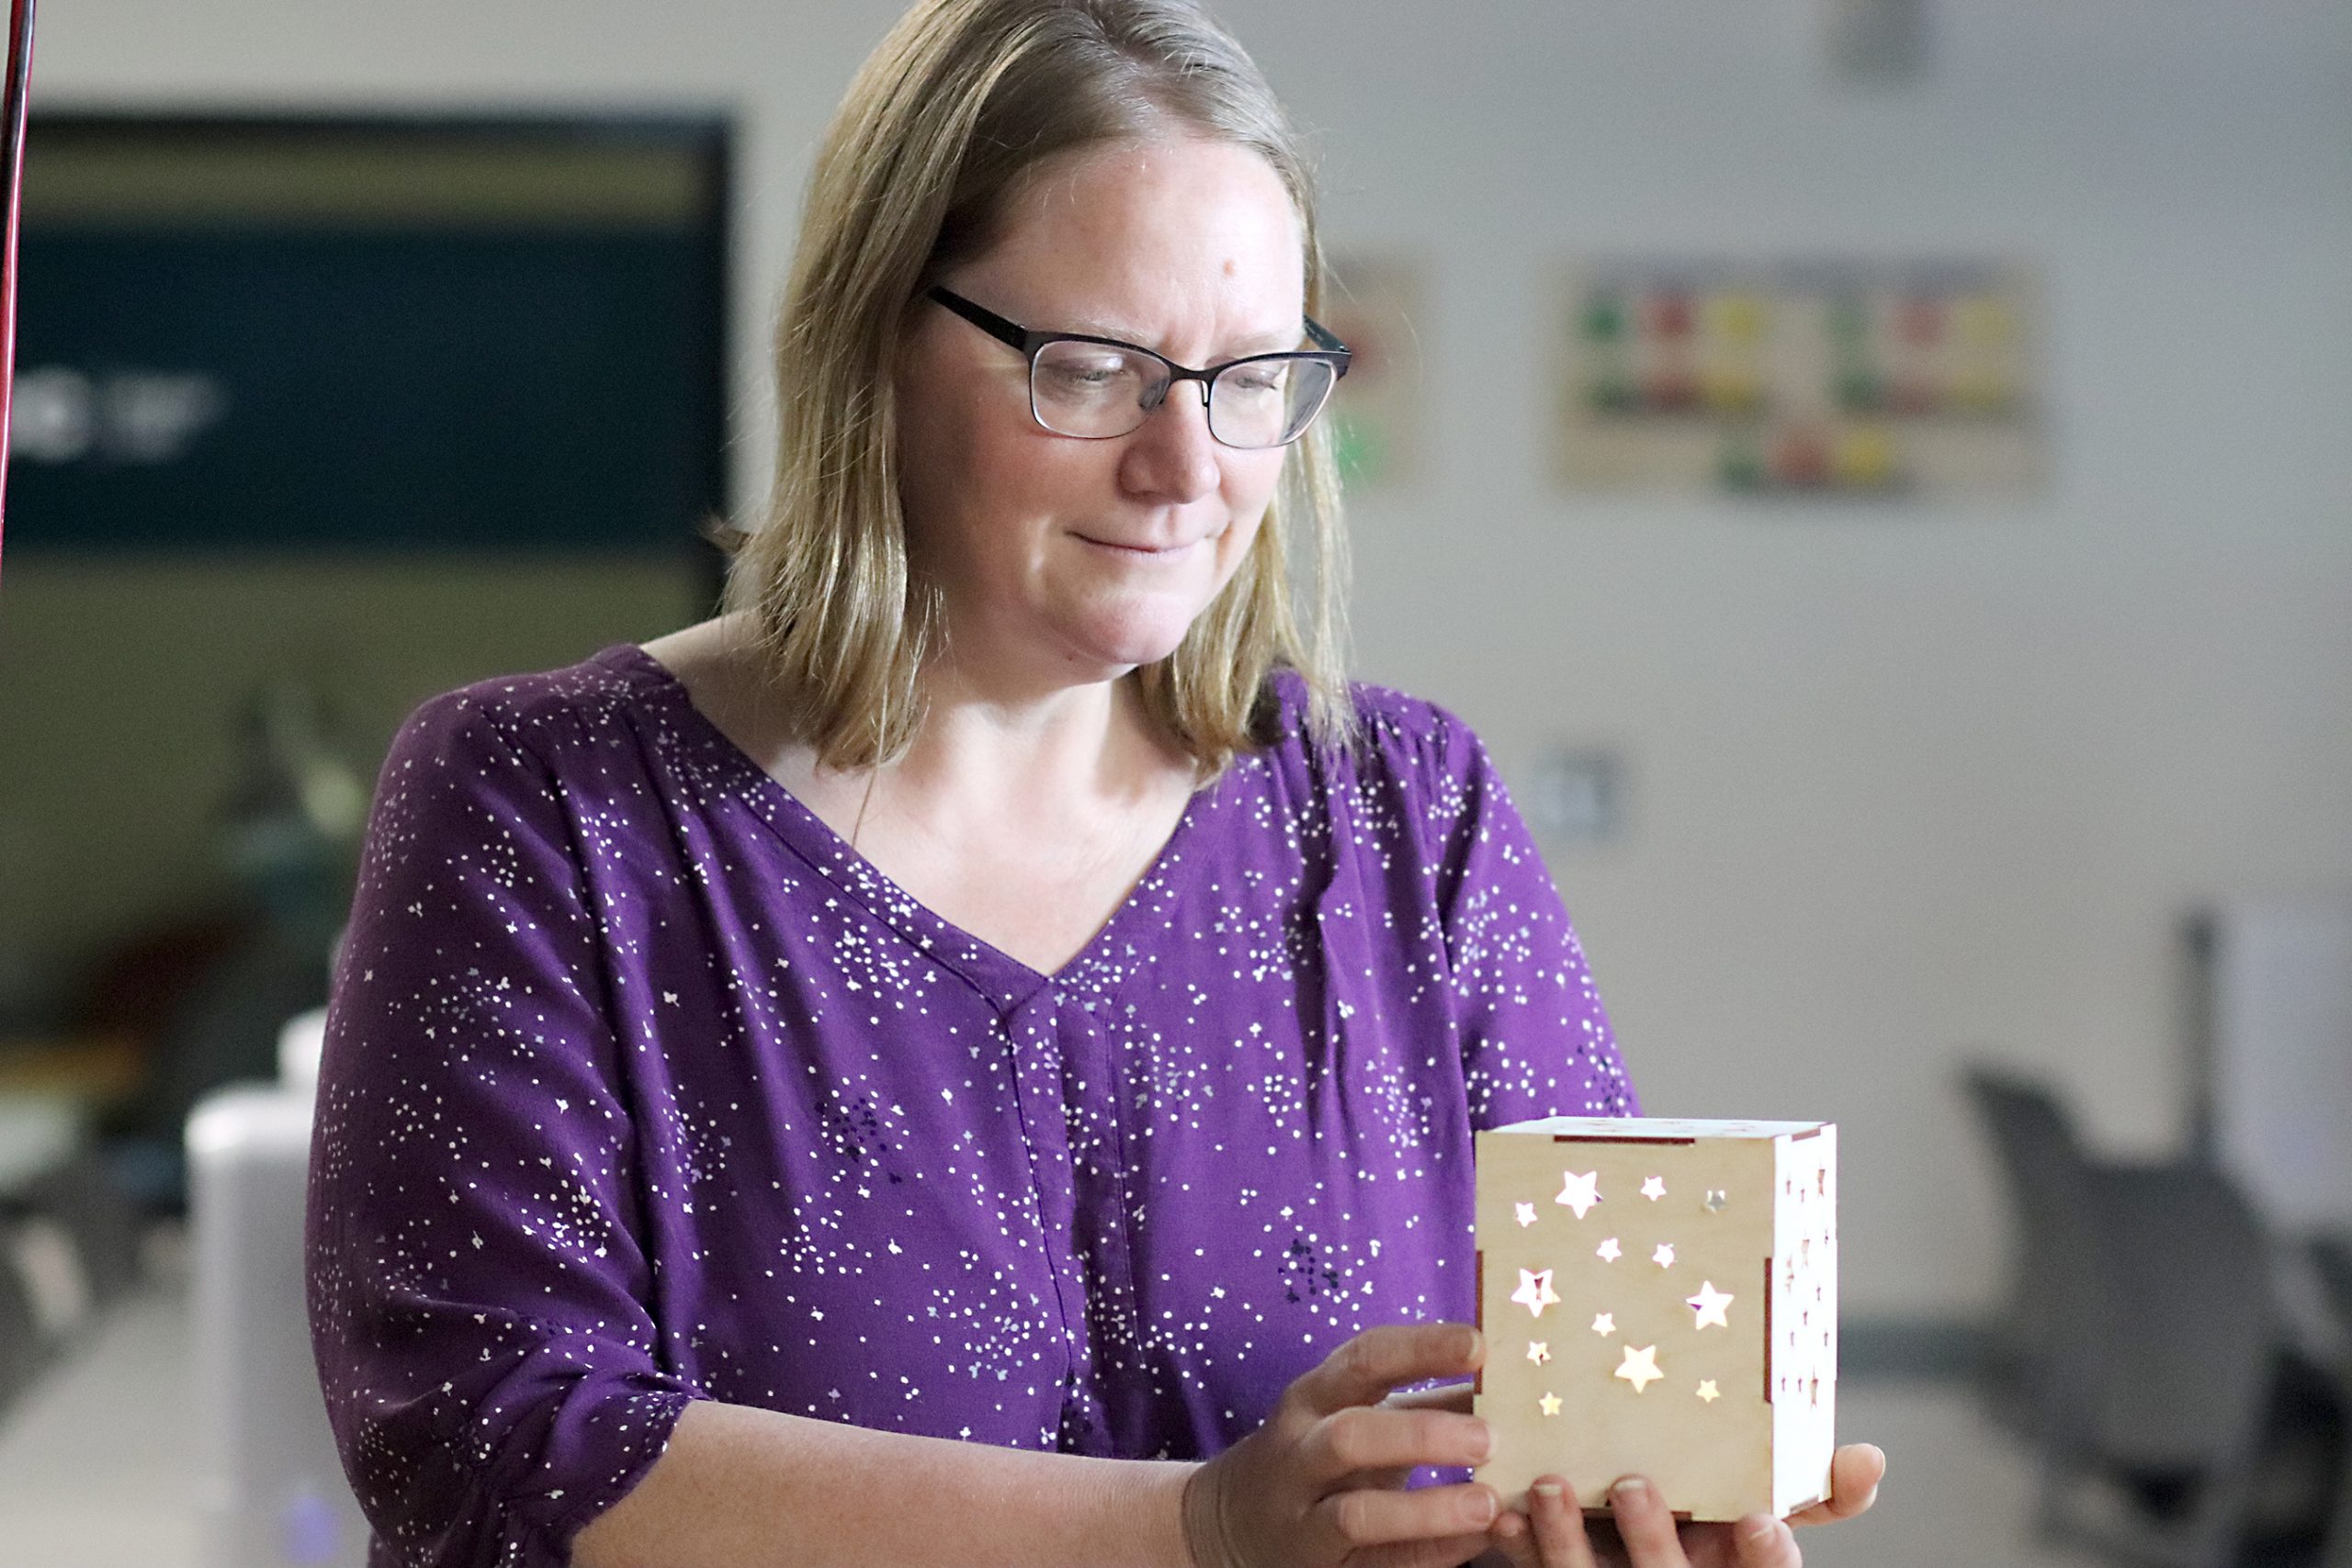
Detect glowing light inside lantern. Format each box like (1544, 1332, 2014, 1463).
(1613, 1344, 1664, 1393)
(1556, 1169, 1601, 1219)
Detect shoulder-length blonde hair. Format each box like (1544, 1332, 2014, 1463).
(721, 0, 1351, 775)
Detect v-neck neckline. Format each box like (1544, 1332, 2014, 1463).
(599, 641, 1215, 1004)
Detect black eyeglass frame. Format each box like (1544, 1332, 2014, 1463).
(925, 284, 1351, 449)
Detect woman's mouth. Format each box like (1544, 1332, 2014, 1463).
(1075, 534, 1200, 560)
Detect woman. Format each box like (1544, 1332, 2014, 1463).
(305, 2, 1883, 1565)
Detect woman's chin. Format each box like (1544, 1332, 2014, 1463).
(1064, 637, 1186, 681)
(1055, 606, 1205, 676)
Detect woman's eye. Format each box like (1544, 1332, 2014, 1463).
(1040, 356, 1135, 389)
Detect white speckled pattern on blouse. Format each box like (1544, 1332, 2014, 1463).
(304, 644, 1635, 1568)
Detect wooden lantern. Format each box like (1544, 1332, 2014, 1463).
(1473, 1117, 1838, 1522)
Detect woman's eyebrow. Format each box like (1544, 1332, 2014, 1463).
(1225, 328, 1304, 356)
(1067, 320, 1304, 357)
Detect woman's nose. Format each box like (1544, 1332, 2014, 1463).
(1120, 381, 1221, 503)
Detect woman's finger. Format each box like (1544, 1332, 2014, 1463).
(1287, 1324, 1486, 1420)
(1487, 1506, 1545, 1568)
(1726, 1515, 1802, 1568)
(1373, 1532, 1509, 1568)
(1300, 1404, 1491, 1482)
(1306, 1479, 1500, 1554)
(1787, 1443, 1884, 1527)
(1605, 1478, 1689, 1566)
(1527, 1478, 1601, 1568)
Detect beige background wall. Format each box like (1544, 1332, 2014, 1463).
(14, 0, 2352, 1319)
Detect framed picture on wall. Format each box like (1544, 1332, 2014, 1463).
(1553, 258, 2042, 502)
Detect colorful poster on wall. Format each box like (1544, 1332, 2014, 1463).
(1553, 260, 2041, 500)
(1320, 254, 1424, 490)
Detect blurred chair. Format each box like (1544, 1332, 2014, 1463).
(113, 922, 331, 1212)
(2042, 1161, 2281, 1568)
(2315, 1235, 2352, 1330)
(0, 1221, 50, 1416)
(9, 1146, 144, 1310)
(2312, 1234, 2352, 1568)
(1961, 1066, 2107, 1438)
(1966, 1064, 2348, 1567)
(0, 1145, 144, 1427)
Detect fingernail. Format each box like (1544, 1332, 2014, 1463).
(1532, 1481, 1564, 1503)
(1469, 1422, 1493, 1463)
(1611, 1477, 1649, 1506)
(1739, 1516, 1777, 1542)
(1467, 1491, 1498, 1527)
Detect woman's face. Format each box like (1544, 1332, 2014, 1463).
(895, 135, 1304, 689)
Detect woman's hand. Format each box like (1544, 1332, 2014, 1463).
(1180, 1323, 1503, 1568)
(1479, 1443, 1887, 1568)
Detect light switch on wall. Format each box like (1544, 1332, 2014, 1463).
(1522, 746, 1625, 846)
(1820, 0, 1929, 85)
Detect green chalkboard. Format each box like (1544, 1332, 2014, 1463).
(7, 116, 729, 553)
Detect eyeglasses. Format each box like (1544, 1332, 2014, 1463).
(925, 285, 1351, 449)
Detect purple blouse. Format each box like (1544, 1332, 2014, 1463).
(305, 644, 1635, 1568)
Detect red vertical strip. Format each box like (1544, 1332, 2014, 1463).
(0, 0, 36, 575)
(1473, 1247, 1485, 1396)
(1762, 1256, 1774, 1404)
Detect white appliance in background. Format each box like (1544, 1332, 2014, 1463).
(187, 1004, 368, 1568)
(2196, 898, 2352, 1234)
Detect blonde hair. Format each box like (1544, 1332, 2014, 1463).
(722, 0, 1351, 775)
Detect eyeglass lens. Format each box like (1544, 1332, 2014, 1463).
(1029, 340, 1337, 448)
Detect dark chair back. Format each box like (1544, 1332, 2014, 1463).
(2077, 1164, 2277, 1472)
(1962, 1066, 2109, 1431)
(17, 1151, 144, 1310)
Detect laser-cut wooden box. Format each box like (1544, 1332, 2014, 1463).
(1473, 1117, 1838, 1522)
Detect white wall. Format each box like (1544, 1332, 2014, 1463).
(35, 0, 2352, 1317)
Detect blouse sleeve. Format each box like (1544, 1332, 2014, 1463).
(1385, 694, 1640, 1126)
(305, 690, 696, 1568)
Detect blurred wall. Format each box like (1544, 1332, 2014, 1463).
(0, 561, 707, 996)
(25, 0, 2352, 1319)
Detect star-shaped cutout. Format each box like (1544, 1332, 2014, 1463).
(1595, 1237, 1623, 1262)
(1511, 1268, 1560, 1318)
(1514, 1201, 1538, 1228)
(1555, 1169, 1601, 1219)
(1590, 1312, 1615, 1337)
(1687, 1280, 1735, 1329)
(1641, 1176, 1667, 1201)
(1526, 1340, 1551, 1365)
(1613, 1344, 1663, 1393)
(1652, 1242, 1676, 1269)
(1697, 1380, 1721, 1404)
(1704, 1189, 1728, 1213)
(1539, 1392, 1563, 1416)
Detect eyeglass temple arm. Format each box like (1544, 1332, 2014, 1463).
(1303, 314, 1349, 367)
(926, 285, 1030, 352)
